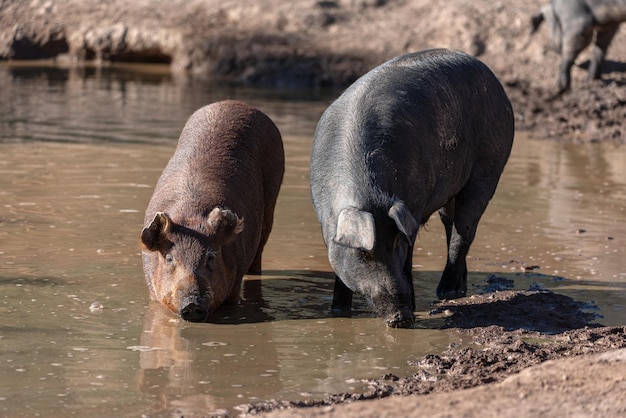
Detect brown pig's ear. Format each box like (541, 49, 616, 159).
(141, 212, 172, 250)
(208, 207, 244, 245)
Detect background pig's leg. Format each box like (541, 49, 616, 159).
(558, 18, 593, 92)
(588, 24, 619, 82)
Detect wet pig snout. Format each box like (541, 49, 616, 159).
(180, 297, 209, 322)
(385, 306, 415, 328)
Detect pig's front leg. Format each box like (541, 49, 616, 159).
(331, 276, 353, 317)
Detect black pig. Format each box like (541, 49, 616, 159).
(310, 49, 514, 328)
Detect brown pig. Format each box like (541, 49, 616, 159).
(140, 100, 284, 322)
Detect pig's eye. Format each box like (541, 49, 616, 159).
(165, 253, 174, 264)
(205, 252, 215, 270)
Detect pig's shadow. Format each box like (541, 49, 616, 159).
(579, 59, 626, 85)
(207, 271, 602, 332)
(430, 290, 601, 334)
(207, 270, 372, 324)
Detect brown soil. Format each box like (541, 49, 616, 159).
(255, 348, 626, 418)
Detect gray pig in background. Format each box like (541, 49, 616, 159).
(531, 0, 626, 93)
(310, 49, 514, 328)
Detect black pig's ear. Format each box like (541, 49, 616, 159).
(141, 212, 172, 251)
(208, 207, 244, 245)
(389, 201, 418, 243)
(334, 207, 375, 251)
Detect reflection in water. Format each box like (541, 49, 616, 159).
(0, 64, 625, 416)
(136, 276, 450, 416)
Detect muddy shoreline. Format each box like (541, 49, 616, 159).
(238, 289, 626, 417)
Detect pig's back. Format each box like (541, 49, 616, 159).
(146, 100, 283, 222)
(311, 49, 513, 226)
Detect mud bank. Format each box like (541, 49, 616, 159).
(245, 290, 626, 417)
(259, 346, 626, 417)
(2, 0, 626, 141)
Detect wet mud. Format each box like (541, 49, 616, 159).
(505, 77, 626, 143)
(241, 288, 625, 416)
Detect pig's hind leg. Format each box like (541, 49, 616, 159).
(588, 24, 619, 82)
(436, 179, 494, 300)
(248, 234, 266, 275)
(436, 199, 468, 300)
(558, 16, 594, 92)
(248, 195, 276, 274)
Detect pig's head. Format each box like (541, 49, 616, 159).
(328, 200, 418, 328)
(140, 207, 244, 322)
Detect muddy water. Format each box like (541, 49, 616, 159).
(0, 64, 625, 417)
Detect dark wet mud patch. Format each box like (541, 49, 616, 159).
(239, 290, 626, 416)
(430, 289, 598, 333)
(505, 76, 626, 143)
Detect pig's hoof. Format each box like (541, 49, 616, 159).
(331, 307, 352, 318)
(180, 303, 209, 322)
(385, 309, 415, 328)
(436, 287, 467, 300)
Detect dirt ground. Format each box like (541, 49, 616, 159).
(254, 348, 626, 417)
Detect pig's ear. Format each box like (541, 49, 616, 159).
(389, 201, 418, 243)
(141, 212, 172, 251)
(334, 208, 376, 251)
(208, 207, 244, 244)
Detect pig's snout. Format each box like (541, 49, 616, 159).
(180, 297, 209, 322)
(180, 303, 209, 322)
(385, 306, 415, 329)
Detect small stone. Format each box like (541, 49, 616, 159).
(89, 301, 104, 313)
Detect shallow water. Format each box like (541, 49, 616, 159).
(0, 63, 625, 417)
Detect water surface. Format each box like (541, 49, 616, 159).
(1, 63, 625, 416)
